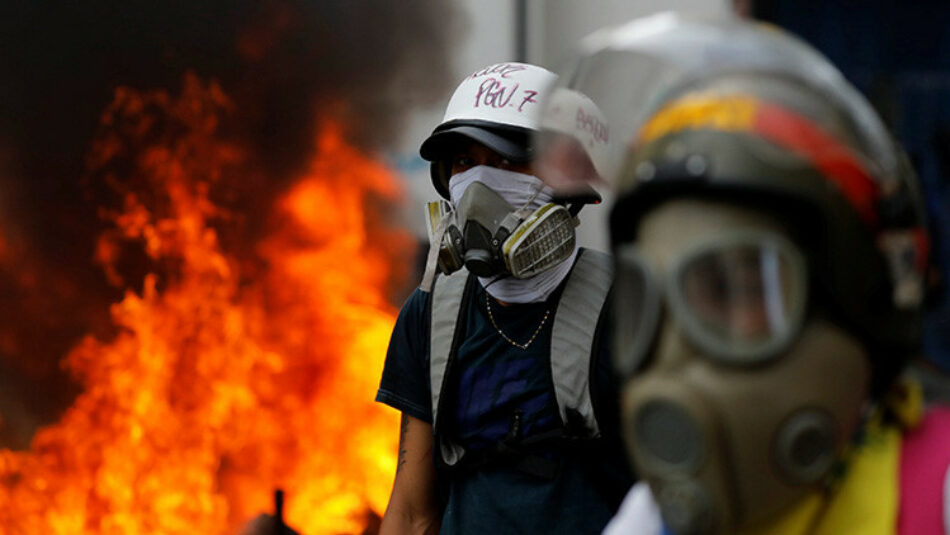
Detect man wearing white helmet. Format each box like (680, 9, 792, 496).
(376, 62, 633, 534)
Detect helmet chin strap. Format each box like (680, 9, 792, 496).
(520, 182, 545, 212)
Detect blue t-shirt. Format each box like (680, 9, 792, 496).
(376, 269, 634, 534)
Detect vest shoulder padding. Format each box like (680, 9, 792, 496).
(428, 248, 614, 444)
(550, 248, 613, 436)
(429, 269, 469, 436)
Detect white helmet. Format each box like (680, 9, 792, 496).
(420, 62, 557, 198)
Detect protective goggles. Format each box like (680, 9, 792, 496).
(424, 196, 576, 279)
(612, 230, 808, 377)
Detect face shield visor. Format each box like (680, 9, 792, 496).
(534, 11, 902, 198)
(612, 230, 808, 378)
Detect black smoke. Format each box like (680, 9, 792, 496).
(0, 0, 463, 449)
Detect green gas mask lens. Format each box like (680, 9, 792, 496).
(613, 231, 808, 376)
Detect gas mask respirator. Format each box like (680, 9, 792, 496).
(612, 227, 871, 535)
(423, 166, 577, 281)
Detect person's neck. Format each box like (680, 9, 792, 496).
(488, 294, 511, 307)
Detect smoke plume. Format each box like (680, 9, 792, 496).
(0, 0, 464, 449)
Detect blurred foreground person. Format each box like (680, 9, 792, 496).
(538, 13, 950, 535)
(376, 62, 632, 534)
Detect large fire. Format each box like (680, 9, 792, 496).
(0, 75, 412, 534)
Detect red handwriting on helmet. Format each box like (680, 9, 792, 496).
(576, 108, 609, 143)
(518, 90, 539, 112)
(468, 63, 527, 79)
(474, 78, 540, 113)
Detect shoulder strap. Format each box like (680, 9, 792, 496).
(429, 269, 469, 435)
(550, 248, 613, 436)
(428, 269, 472, 466)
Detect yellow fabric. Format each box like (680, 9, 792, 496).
(810, 419, 900, 535)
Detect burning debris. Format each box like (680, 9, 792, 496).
(0, 1, 461, 533)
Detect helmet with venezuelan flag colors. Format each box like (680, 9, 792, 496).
(540, 12, 930, 393)
(612, 72, 928, 393)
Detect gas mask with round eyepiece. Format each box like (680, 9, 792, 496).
(539, 13, 931, 533)
(612, 200, 872, 535)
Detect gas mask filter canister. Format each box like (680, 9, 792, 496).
(422, 166, 577, 282)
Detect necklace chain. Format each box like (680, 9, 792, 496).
(485, 292, 550, 350)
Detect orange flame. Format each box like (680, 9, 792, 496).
(0, 75, 410, 534)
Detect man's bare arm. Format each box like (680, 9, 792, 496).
(379, 413, 441, 535)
